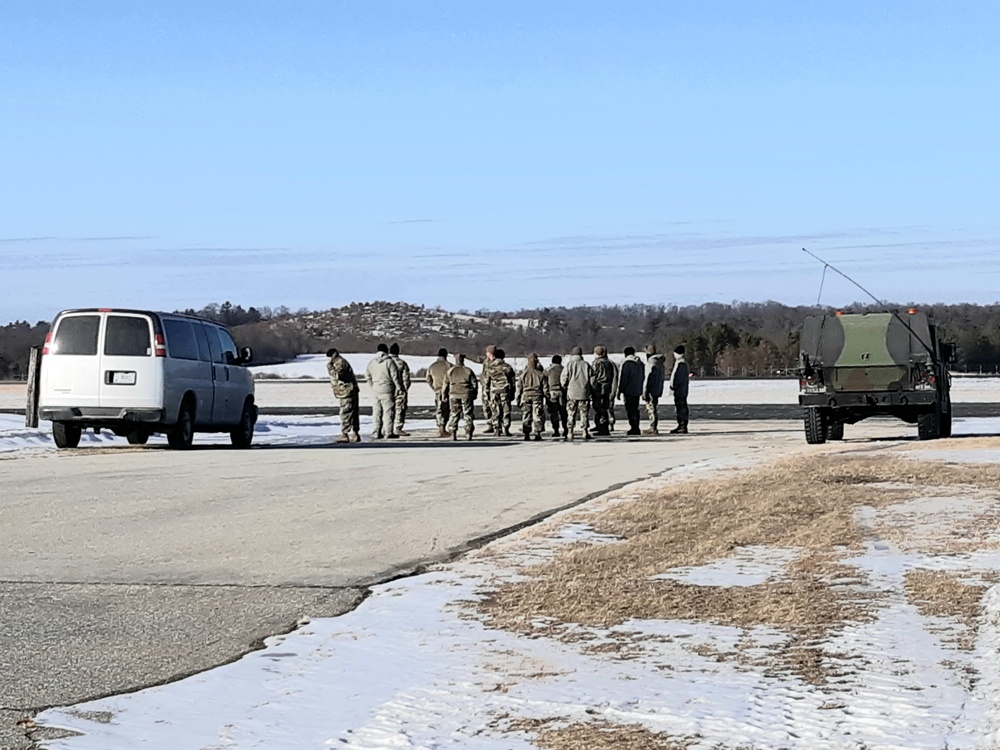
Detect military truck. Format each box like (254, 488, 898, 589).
(798, 310, 957, 443)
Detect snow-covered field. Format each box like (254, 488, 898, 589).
(32, 430, 1000, 749)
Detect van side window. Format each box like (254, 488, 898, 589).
(206, 325, 224, 363)
(51, 315, 100, 356)
(105, 316, 153, 357)
(217, 329, 239, 365)
(192, 322, 213, 362)
(163, 319, 199, 361)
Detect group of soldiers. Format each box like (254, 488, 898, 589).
(325, 342, 690, 443)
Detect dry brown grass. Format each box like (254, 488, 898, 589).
(475, 453, 1000, 683)
(498, 720, 690, 750)
(904, 569, 990, 650)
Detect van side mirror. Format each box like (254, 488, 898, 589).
(239, 346, 253, 365)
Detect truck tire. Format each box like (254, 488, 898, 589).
(52, 422, 82, 449)
(939, 409, 952, 438)
(917, 410, 941, 441)
(230, 400, 256, 448)
(167, 402, 195, 450)
(804, 409, 827, 444)
(827, 420, 844, 441)
(127, 430, 150, 445)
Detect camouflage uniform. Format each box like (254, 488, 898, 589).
(365, 351, 404, 439)
(487, 358, 516, 436)
(426, 355, 452, 437)
(544, 361, 568, 437)
(516, 356, 549, 439)
(560, 351, 595, 440)
(591, 349, 619, 436)
(643, 350, 667, 434)
(326, 352, 360, 442)
(390, 353, 412, 435)
(444, 358, 478, 439)
(469, 347, 498, 433)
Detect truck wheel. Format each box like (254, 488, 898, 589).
(230, 401, 256, 448)
(917, 410, 941, 441)
(804, 409, 827, 444)
(939, 409, 953, 438)
(127, 430, 150, 445)
(52, 422, 82, 449)
(827, 420, 844, 441)
(167, 402, 195, 450)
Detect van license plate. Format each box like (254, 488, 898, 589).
(111, 371, 137, 385)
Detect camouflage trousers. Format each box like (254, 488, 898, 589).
(447, 397, 475, 436)
(372, 393, 396, 438)
(394, 390, 409, 432)
(434, 392, 451, 432)
(646, 397, 659, 432)
(567, 399, 591, 437)
(490, 393, 513, 434)
(339, 393, 360, 436)
(520, 397, 546, 436)
(547, 393, 568, 435)
(482, 392, 495, 430)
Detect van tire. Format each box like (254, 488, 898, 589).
(127, 430, 150, 445)
(230, 401, 256, 448)
(53, 422, 82, 449)
(168, 402, 195, 450)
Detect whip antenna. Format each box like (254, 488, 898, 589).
(801, 247, 934, 355)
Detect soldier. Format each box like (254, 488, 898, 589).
(488, 348, 516, 437)
(591, 345, 619, 436)
(478, 345, 498, 433)
(326, 348, 361, 443)
(443, 353, 478, 440)
(516, 352, 549, 441)
(388, 342, 412, 436)
(545, 354, 568, 437)
(365, 343, 404, 439)
(643, 344, 667, 435)
(669, 344, 691, 434)
(560, 346, 595, 440)
(618, 346, 644, 436)
(426, 347, 451, 438)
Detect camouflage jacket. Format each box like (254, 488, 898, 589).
(390, 354, 412, 391)
(487, 359, 516, 400)
(444, 364, 478, 400)
(592, 355, 619, 396)
(426, 357, 451, 394)
(326, 355, 358, 399)
(516, 365, 549, 403)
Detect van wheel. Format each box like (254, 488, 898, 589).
(917, 409, 941, 441)
(168, 403, 195, 450)
(230, 401, 256, 448)
(127, 430, 150, 445)
(804, 409, 827, 444)
(53, 422, 82, 449)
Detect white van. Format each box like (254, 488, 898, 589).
(38, 309, 257, 450)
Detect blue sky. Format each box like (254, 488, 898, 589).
(3, 1, 999, 323)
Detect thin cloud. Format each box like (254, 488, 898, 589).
(0, 235, 152, 243)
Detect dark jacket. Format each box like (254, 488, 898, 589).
(618, 355, 644, 398)
(644, 354, 666, 399)
(670, 354, 690, 399)
(592, 356, 619, 396)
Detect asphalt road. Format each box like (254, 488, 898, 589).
(0, 420, 905, 748)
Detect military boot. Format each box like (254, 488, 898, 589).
(438, 428, 449, 438)
(451, 430, 458, 441)
(335, 434, 351, 444)
(396, 430, 410, 437)
(643, 427, 658, 436)
(484, 425, 495, 434)
(533, 434, 542, 442)
(350, 432, 361, 443)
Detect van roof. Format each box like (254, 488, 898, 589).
(55, 308, 226, 327)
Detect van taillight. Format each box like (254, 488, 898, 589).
(155, 334, 167, 357)
(43, 332, 53, 355)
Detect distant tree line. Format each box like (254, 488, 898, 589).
(4, 300, 1000, 379)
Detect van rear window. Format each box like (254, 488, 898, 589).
(52, 315, 100, 355)
(163, 319, 199, 361)
(105, 316, 152, 357)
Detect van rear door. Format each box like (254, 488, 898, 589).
(98, 314, 163, 409)
(42, 312, 103, 408)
